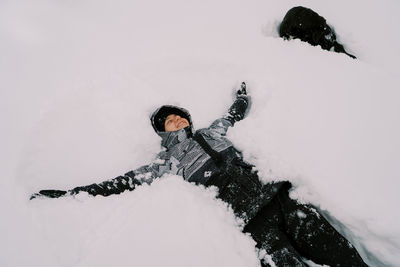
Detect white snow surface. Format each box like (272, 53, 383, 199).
(1, 0, 400, 266)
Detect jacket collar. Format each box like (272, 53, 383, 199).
(158, 126, 192, 150)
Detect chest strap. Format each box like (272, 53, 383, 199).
(193, 132, 224, 167)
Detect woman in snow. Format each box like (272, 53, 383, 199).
(31, 83, 367, 267)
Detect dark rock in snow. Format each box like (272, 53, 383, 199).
(279, 6, 356, 59)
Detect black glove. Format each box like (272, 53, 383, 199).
(30, 189, 68, 200)
(227, 82, 250, 123)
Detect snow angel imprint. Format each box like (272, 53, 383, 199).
(31, 82, 367, 267)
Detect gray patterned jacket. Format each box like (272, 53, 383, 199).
(135, 117, 241, 184)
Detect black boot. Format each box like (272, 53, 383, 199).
(244, 196, 308, 267)
(276, 191, 368, 266)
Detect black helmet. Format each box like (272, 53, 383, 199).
(151, 105, 192, 132)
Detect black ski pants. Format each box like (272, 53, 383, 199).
(243, 189, 368, 267)
(207, 159, 367, 266)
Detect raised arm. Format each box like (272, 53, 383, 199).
(30, 153, 167, 199)
(209, 82, 250, 136)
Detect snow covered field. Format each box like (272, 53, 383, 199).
(1, 0, 400, 266)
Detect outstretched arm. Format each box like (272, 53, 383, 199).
(209, 82, 250, 136)
(68, 171, 142, 197)
(30, 156, 166, 199)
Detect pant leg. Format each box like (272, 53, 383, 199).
(277, 191, 368, 266)
(244, 198, 308, 267)
(206, 160, 291, 224)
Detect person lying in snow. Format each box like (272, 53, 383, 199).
(31, 82, 367, 267)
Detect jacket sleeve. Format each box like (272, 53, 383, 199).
(208, 94, 250, 137)
(208, 117, 235, 136)
(68, 169, 144, 197)
(69, 154, 169, 197)
(30, 152, 169, 199)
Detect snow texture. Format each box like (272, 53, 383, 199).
(1, 0, 400, 266)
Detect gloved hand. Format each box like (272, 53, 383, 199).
(236, 81, 247, 96)
(30, 189, 68, 200)
(227, 82, 250, 123)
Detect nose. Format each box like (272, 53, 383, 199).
(174, 116, 181, 122)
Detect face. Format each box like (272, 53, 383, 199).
(164, 114, 190, 132)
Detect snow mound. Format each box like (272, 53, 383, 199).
(30, 175, 259, 267)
